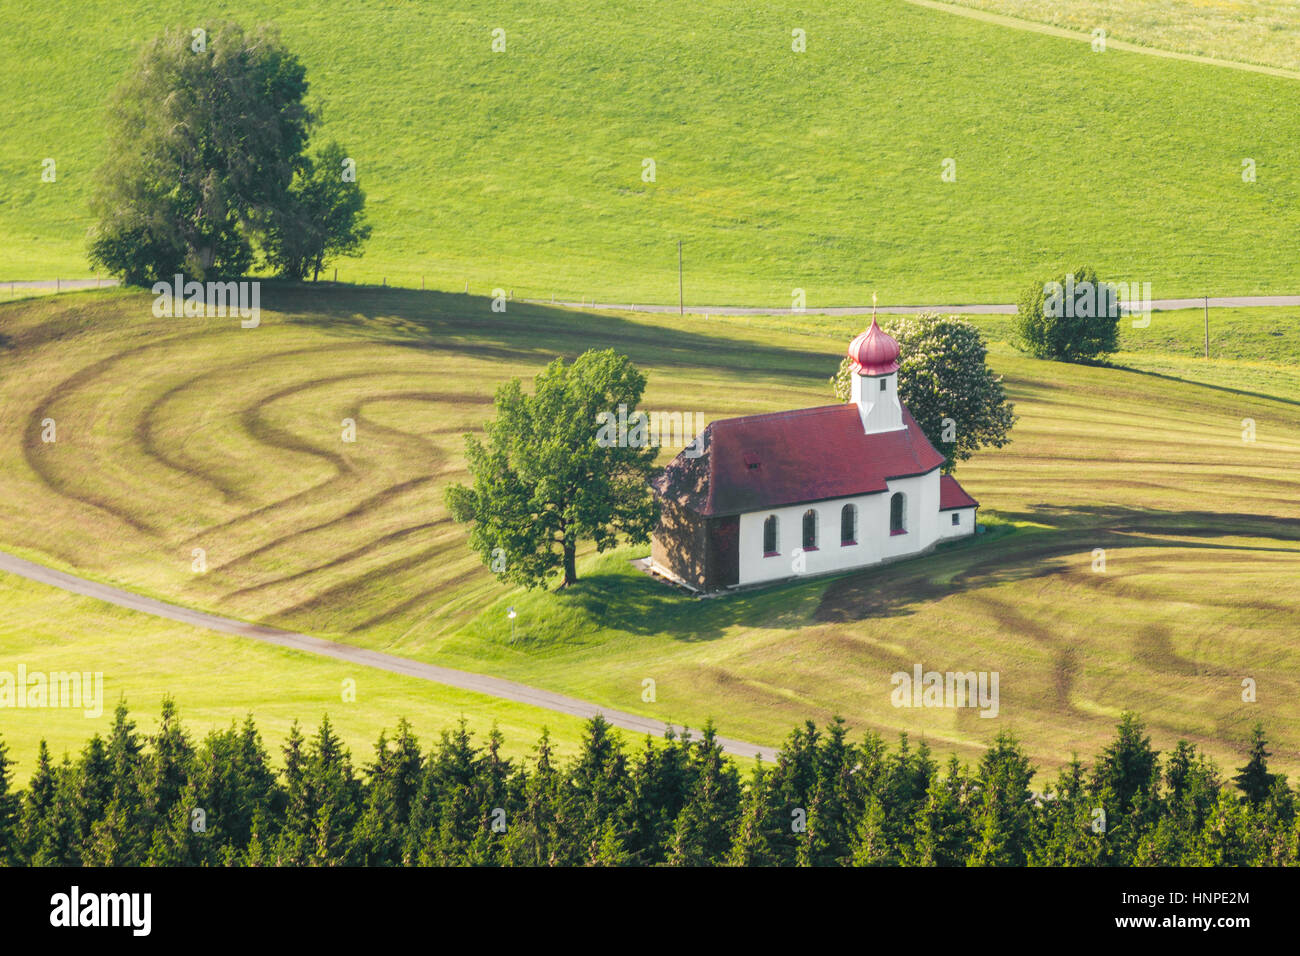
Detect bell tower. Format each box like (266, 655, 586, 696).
(846, 307, 904, 434)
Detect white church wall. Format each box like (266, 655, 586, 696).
(736, 469, 941, 586)
(938, 507, 977, 540)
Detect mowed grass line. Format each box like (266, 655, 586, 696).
(0, 570, 609, 785)
(1, 285, 1298, 780)
(938, 0, 1300, 74)
(0, 286, 848, 646)
(2, 0, 1300, 303)
(436, 528, 1300, 781)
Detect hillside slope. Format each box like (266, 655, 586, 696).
(1, 286, 1297, 778)
(2, 0, 1298, 302)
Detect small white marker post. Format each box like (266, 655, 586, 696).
(507, 606, 517, 642)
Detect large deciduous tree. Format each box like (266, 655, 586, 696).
(88, 22, 369, 285)
(446, 349, 659, 589)
(89, 23, 315, 284)
(1015, 265, 1121, 362)
(831, 313, 1015, 473)
(262, 141, 372, 281)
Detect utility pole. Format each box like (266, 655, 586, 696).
(678, 239, 684, 315)
(1204, 295, 1209, 359)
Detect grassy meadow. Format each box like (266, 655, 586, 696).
(1, 285, 1297, 783)
(942, 0, 1300, 73)
(0, 569, 604, 785)
(952, 304, 1300, 398)
(2, 0, 1299, 304)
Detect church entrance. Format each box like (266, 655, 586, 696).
(708, 516, 740, 588)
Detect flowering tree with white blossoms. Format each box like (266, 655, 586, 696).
(831, 313, 1016, 473)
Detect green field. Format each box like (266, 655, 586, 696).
(0, 569, 606, 785)
(951, 304, 1300, 398)
(1, 285, 1297, 784)
(2, 0, 1299, 304)
(4, 0, 1298, 789)
(942, 0, 1300, 73)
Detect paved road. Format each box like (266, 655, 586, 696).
(2, 279, 118, 290)
(532, 295, 1300, 316)
(8, 278, 1300, 316)
(0, 549, 778, 761)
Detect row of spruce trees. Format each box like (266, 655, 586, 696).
(0, 701, 1292, 866)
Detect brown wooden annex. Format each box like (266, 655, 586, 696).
(650, 499, 739, 592)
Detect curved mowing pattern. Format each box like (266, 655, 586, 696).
(2, 290, 508, 642)
(2, 286, 1300, 778)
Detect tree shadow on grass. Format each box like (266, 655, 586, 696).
(252, 285, 1300, 633)
(1106, 361, 1300, 409)
(814, 503, 1300, 625)
(995, 503, 1300, 541)
(260, 283, 838, 388)
(558, 562, 824, 642)
(555, 501, 1300, 638)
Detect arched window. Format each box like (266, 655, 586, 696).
(763, 515, 779, 556)
(890, 492, 906, 535)
(841, 503, 857, 545)
(802, 509, 818, 550)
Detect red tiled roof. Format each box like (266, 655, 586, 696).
(652, 404, 946, 517)
(939, 474, 979, 511)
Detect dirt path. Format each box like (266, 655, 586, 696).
(902, 0, 1300, 82)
